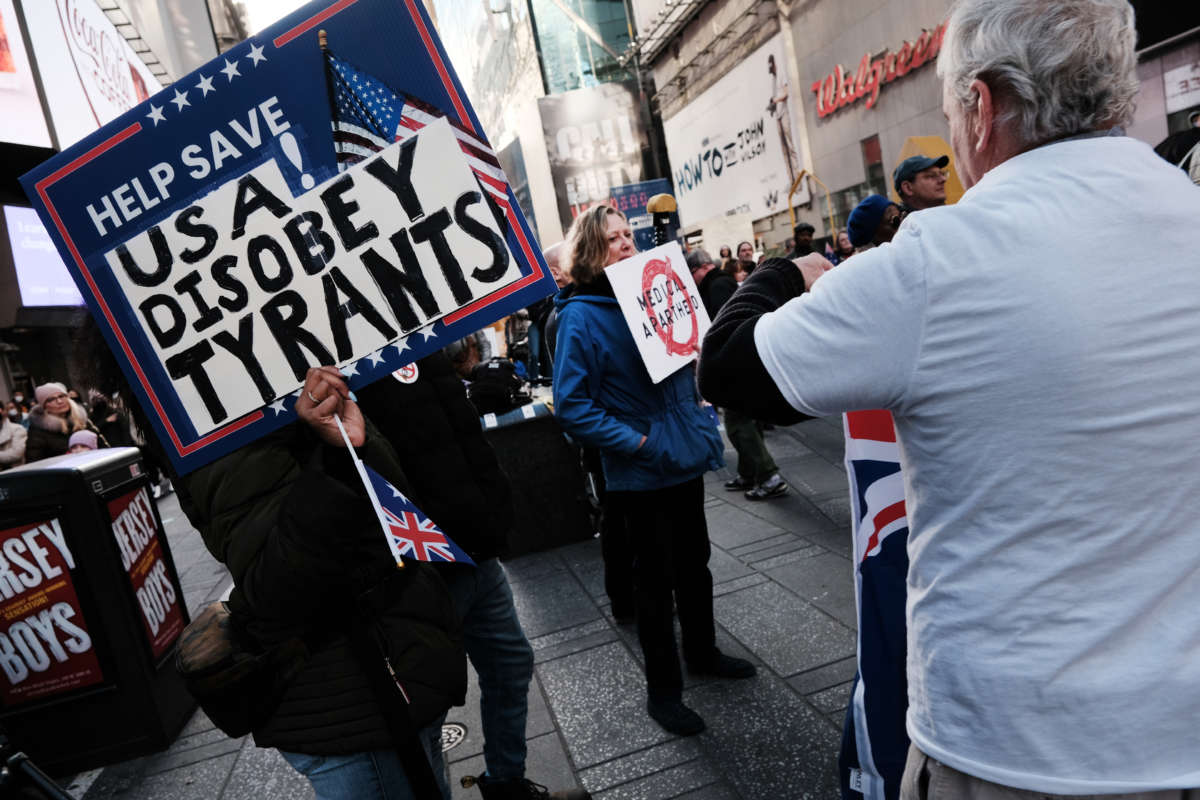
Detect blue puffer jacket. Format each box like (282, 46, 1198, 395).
(552, 276, 724, 492)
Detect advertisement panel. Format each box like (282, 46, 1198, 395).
(1164, 60, 1200, 115)
(3, 205, 85, 307)
(609, 178, 676, 251)
(20, 0, 556, 475)
(0, 0, 53, 147)
(0, 518, 104, 708)
(662, 34, 807, 226)
(107, 487, 183, 660)
(20, 0, 162, 148)
(497, 138, 539, 244)
(538, 81, 647, 234)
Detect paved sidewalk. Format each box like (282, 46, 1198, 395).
(67, 416, 858, 800)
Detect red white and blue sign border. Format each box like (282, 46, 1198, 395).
(26, 0, 552, 475)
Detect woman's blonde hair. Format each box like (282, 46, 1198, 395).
(565, 204, 626, 285)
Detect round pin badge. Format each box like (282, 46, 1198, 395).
(392, 364, 419, 384)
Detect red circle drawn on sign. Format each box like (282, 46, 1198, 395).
(641, 258, 699, 357)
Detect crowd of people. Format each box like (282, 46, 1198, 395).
(6, 1, 1198, 799)
(1, 382, 107, 467)
(0, 380, 177, 497)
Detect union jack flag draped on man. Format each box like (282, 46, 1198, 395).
(840, 409, 910, 800)
(324, 49, 511, 211)
(363, 463, 475, 566)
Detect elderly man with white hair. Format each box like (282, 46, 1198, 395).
(699, 1, 1200, 798)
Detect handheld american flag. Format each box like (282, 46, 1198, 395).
(363, 463, 475, 565)
(324, 47, 511, 211)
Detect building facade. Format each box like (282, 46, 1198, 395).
(433, 0, 650, 244)
(637, 0, 1200, 253)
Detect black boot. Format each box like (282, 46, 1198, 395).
(464, 773, 592, 800)
(646, 696, 706, 736)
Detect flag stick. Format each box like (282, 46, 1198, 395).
(333, 413, 406, 568)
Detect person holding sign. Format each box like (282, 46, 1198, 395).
(552, 205, 756, 737)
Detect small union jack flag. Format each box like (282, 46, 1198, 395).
(364, 463, 475, 565)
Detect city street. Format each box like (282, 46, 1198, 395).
(65, 416, 860, 800)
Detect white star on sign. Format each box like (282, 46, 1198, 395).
(171, 89, 189, 110)
(221, 58, 241, 82)
(419, 326, 438, 342)
(247, 42, 267, 66)
(268, 398, 287, 415)
(367, 349, 386, 366)
(342, 361, 359, 377)
(196, 73, 215, 96)
(146, 104, 165, 125)
(393, 338, 410, 355)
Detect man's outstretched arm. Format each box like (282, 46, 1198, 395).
(699, 257, 818, 425)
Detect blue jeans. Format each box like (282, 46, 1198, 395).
(280, 722, 450, 799)
(282, 559, 533, 795)
(442, 556, 535, 781)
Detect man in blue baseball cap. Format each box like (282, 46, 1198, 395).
(893, 154, 949, 214)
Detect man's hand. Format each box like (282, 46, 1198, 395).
(294, 366, 365, 448)
(793, 253, 835, 291)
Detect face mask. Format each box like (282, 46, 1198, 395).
(6, 410, 19, 420)
(12, 395, 23, 404)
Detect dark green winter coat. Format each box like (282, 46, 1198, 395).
(176, 352, 509, 754)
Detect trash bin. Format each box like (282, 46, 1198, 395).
(482, 403, 596, 557)
(0, 447, 194, 774)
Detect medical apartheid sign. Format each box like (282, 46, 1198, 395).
(606, 242, 711, 383)
(20, 0, 556, 474)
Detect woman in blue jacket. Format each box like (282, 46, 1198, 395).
(552, 205, 757, 737)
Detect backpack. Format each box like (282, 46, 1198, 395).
(467, 358, 530, 414)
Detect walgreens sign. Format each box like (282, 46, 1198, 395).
(811, 23, 946, 118)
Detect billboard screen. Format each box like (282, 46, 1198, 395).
(0, 0, 53, 148)
(538, 81, 648, 234)
(20, 0, 162, 148)
(3, 205, 84, 307)
(662, 34, 808, 226)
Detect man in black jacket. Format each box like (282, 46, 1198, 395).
(688, 248, 737, 318)
(686, 249, 788, 501)
(352, 356, 587, 800)
(179, 353, 588, 800)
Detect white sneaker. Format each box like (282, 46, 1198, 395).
(745, 473, 788, 501)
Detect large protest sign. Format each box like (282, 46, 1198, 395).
(605, 242, 710, 383)
(21, 0, 555, 474)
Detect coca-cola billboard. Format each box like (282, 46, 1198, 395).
(21, 0, 161, 147)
